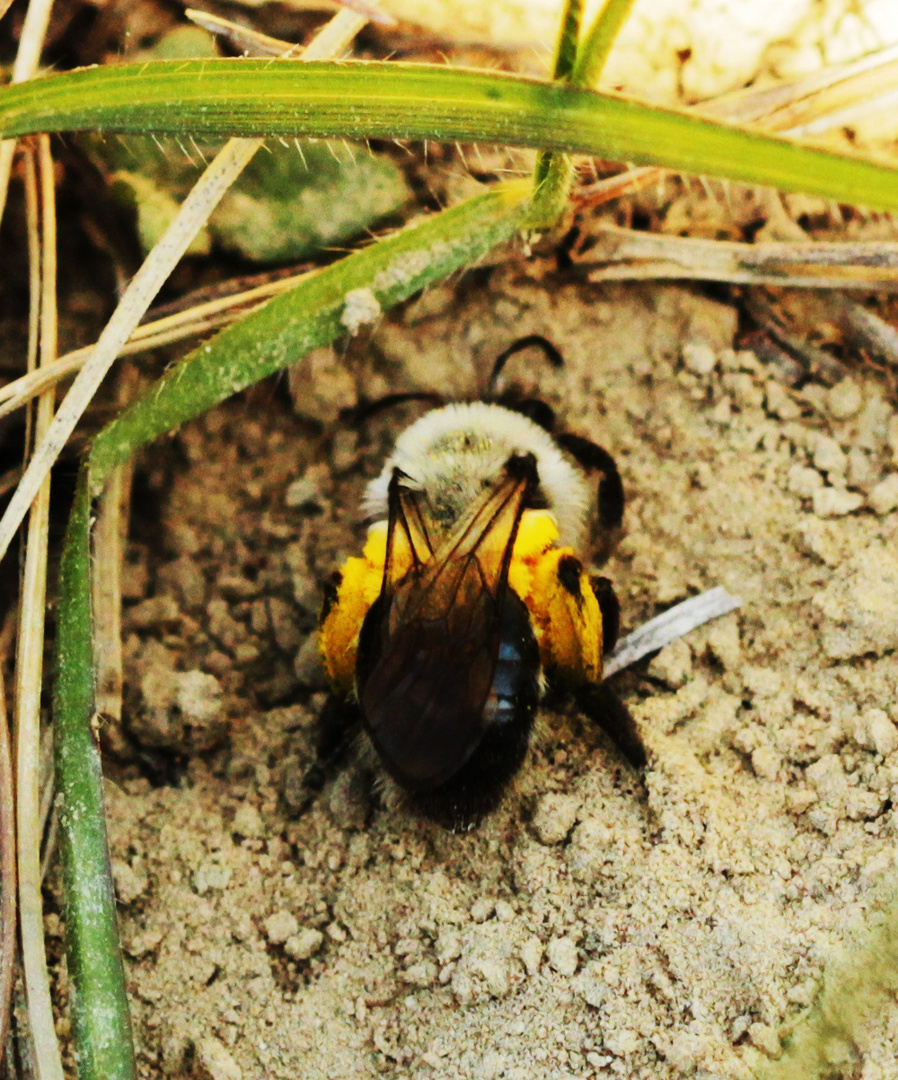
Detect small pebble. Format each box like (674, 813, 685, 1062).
(133, 666, 225, 753)
(520, 936, 543, 977)
(232, 803, 264, 839)
(331, 429, 358, 472)
(401, 961, 437, 988)
(765, 381, 801, 420)
(812, 434, 847, 477)
(845, 790, 885, 821)
(470, 898, 495, 923)
(813, 542, 898, 658)
(748, 1022, 781, 1059)
(193, 857, 232, 895)
(787, 465, 823, 498)
(854, 708, 898, 757)
(532, 792, 580, 845)
(888, 414, 898, 464)
(869, 473, 898, 515)
(293, 633, 327, 688)
(682, 342, 717, 376)
(826, 379, 862, 420)
(494, 901, 516, 923)
(647, 638, 693, 688)
(812, 487, 864, 518)
(847, 448, 877, 492)
(287, 346, 356, 423)
(112, 859, 148, 905)
(285, 464, 329, 509)
(264, 910, 299, 945)
(785, 787, 817, 814)
(751, 746, 780, 781)
(743, 666, 782, 699)
(574, 961, 609, 1007)
(547, 937, 578, 977)
(285, 928, 324, 960)
(196, 1036, 242, 1080)
(706, 617, 741, 671)
(127, 595, 180, 629)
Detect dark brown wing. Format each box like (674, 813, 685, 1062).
(357, 454, 538, 793)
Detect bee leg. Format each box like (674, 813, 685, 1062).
(590, 574, 621, 655)
(577, 682, 647, 770)
(554, 432, 624, 530)
(296, 695, 361, 809)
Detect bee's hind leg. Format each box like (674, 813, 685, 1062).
(293, 695, 361, 813)
(576, 682, 647, 770)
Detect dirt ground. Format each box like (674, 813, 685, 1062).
(60, 259, 898, 1080)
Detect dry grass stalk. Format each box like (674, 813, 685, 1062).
(583, 228, 898, 291)
(0, 269, 314, 421)
(91, 462, 134, 728)
(0, 0, 55, 224)
(13, 135, 64, 1080)
(0, 661, 16, 1080)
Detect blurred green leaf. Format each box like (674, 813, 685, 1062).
(94, 136, 409, 261)
(212, 142, 409, 262)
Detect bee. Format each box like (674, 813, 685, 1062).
(316, 346, 645, 829)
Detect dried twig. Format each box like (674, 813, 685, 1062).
(186, 3, 396, 56)
(583, 227, 898, 291)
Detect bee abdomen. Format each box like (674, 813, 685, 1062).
(485, 605, 538, 729)
(411, 591, 540, 828)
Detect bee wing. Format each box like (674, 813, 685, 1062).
(381, 467, 434, 584)
(358, 454, 538, 793)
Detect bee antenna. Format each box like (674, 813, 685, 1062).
(488, 335, 564, 393)
(339, 391, 443, 426)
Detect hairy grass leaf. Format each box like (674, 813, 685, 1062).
(3, 61, 898, 211)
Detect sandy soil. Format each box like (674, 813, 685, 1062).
(68, 260, 898, 1080)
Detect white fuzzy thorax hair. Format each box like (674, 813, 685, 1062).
(363, 402, 592, 552)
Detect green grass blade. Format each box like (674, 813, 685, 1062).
(532, 0, 639, 227)
(86, 179, 530, 488)
(532, 0, 584, 219)
(53, 468, 136, 1080)
(574, 0, 638, 89)
(3, 61, 898, 211)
